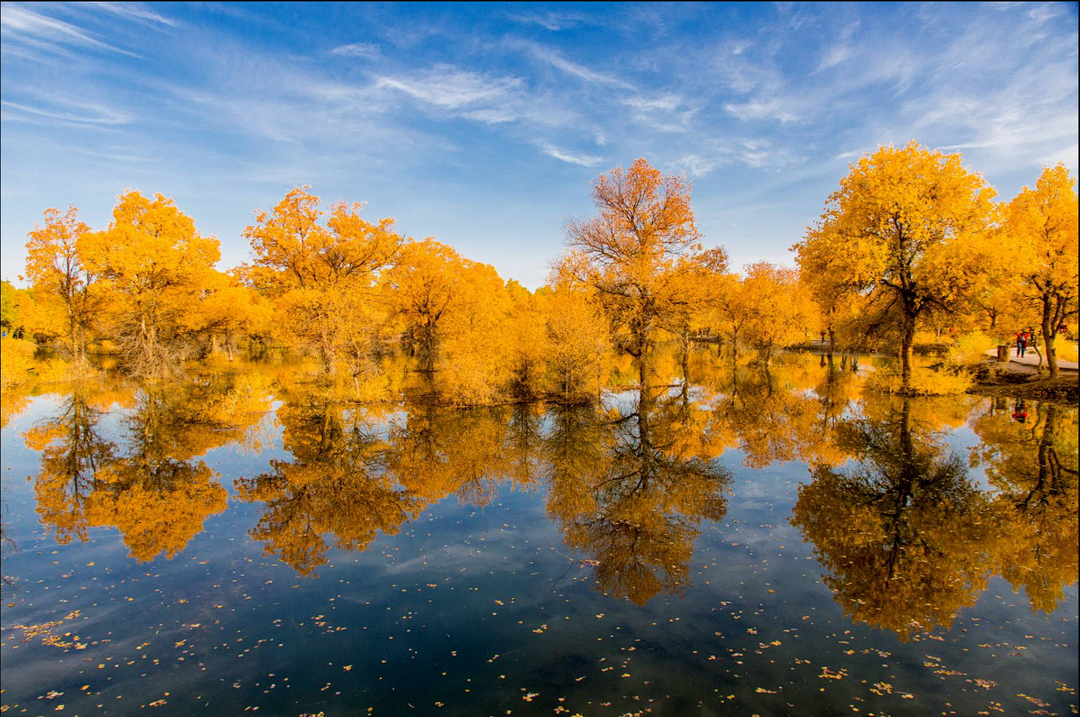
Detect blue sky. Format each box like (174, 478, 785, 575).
(2, 2, 1077, 288)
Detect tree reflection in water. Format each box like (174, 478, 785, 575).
(791, 395, 1002, 640)
(544, 386, 731, 604)
(237, 384, 731, 603)
(236, 397, 422, 576)
(26, 371, 269, 562)
(971, 399, 1079, 613)
(19, 353, 1078, 624)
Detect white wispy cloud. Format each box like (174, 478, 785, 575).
(723, 97, 800, 123)
(0, 3, 140, 58)
(677, 154, 719, 178)
(537, 142, 604, 167)
(515, 40, 633, 89)
(622, 94, 682, 112)
(505, 10, 597, 32)
(675, 138, 800, 177)
(1027, 3, 1066, 23)
(85, 2, 179, 28)
(814, 19, 859, 73)
(0, 98, 131, 126)
(330, 42, 381, 60)
(376, 64, 524, 110)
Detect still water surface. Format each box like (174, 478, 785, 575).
(1, 353, 1076, 716)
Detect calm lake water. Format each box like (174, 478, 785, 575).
(1, 352, 1076, 716)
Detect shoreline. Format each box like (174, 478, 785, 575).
(969, 364, 1079, 404)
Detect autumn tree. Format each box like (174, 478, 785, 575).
(82, 191, 221, 377)
(712, 273, 752, 358)
(244, 187, 403, 388)
(1004, 165, 1079, 376)
(433, 260, 513, 405)
(504, 286, 549, 401)
(565, 159, 723, 386)
(738, 262, 818, 363)
(24, 207, 102, 364)
(0, 280, 17, 335)
(187, 270, 272, 361)
(659, 248, 729, 379)
(793, 230, 864, 356)
(385, 239, 518, 404)
(386, 238, 466, 374)
(544, 258, 612, 404)
(794, 142, 997, 390)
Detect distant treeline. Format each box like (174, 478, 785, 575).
(2, 142, 1077, 400)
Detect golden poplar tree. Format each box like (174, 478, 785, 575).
(244, 187, 403, 388)
(565, 158, 721, 386)
(794, 142, 997, 390)
(82, 191, 221, 376)
(24, 207, 101, 364)
(1004, 165, 1079, 376)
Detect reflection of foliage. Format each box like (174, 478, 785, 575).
(972, 401, 1079, 613)
(792, 398, 1001, 640)
(240, 380, 733, 598)
(237, 399, 422, 576)
(238, 398, 547, 577)
(25, 385, 118, 546)
(545, 388, 731, 605)
(24, 378, 267, 561)
(79, 386, 230, 562)
(705, 354, 858, 469)
(1, 385, 33, 428)
(505, 405, 544, 487)
(386, 404, 516, 507)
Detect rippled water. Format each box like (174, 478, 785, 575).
(1, 352, 1076, 716)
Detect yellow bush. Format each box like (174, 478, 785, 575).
(1054, 336, 1078, 364)
(438, 351, 504, 406)
(946, 330, 996, 369)
(1, 337, 37, 387)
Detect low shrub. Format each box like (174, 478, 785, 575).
(946, 331, 996, 369)
(1054, 336, 1079, 364)
(0, 337, 36, 388)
